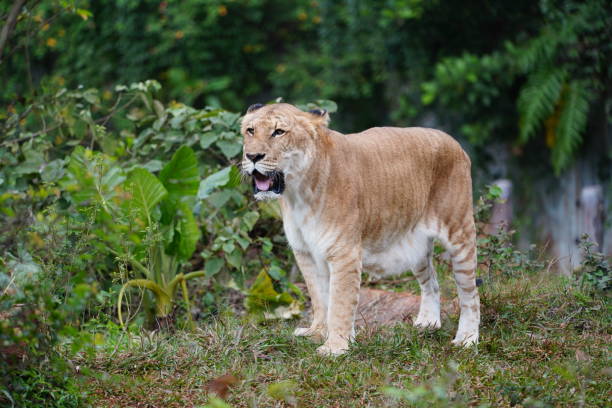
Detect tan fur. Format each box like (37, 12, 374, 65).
(241, 103, 480, 355)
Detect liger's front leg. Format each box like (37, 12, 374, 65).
(317, 250, 362, 356)
(292, 250, 329, 341)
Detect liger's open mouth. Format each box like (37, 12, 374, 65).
(252, 170, 285, 195)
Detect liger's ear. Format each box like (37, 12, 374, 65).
(308, 108, 330, 126)
(247, 103, 264, 113)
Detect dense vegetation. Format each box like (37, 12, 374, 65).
(3, 0, 609, 174)
(0, 0, 610, 406)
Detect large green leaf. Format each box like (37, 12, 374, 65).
(159, 145, 200, 198)
(124, 168, 168, 227)
(198, 166, 241, 199)
(14, 148, 45, 175)
(199, 132, 219, 149)
(159, 145, 200, 223)
(216, 140, 242, 159)
(204, 257, 224, 277)
(173, 200, 201, 261)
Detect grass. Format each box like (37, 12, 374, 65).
(64, 271, 611, 408)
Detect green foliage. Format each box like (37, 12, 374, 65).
(63, 144, 206, 326)
(159, 145, 199, 224)
(551, 80, 591, 172)
(125, 167, 168, 225)
(577, 234, 611, 291)
(3, 0, 607, 174)
(518, 67, 567, 143)
(1, 77, 306, 328)
(0, 241, 96, 406)
(0, 0, 314, 110)
(424, 0, 609, 174)
(198, 166, 241, 200)
(473, 184, 503, 224)
(269, 0, 552, 130)
(245, 270, 302, 320)
(474, 185, 544, 281)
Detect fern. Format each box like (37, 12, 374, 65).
(511, 1, 597, 74)
(517, 67, 567, 143)
(510, 27, 559, 73)
(551, 80, 590, 174)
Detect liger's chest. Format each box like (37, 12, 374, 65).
(281, 199, 432, 278)
(281, 201, 340, 259)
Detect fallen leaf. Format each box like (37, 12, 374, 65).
(263, 301, 302, 320)
(205, 374, 239, 399)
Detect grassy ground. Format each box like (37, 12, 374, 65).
(72, 272, 610, 407)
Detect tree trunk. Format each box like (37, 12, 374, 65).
(485, 179, 513, 234)
(577, 185, 605, 251)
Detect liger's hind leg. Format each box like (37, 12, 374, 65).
(448, 229, 480, 346)
(413, 239, 441, 329)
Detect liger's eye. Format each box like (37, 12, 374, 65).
(246, 128, 254, 135)
(272, 129, 285, 137)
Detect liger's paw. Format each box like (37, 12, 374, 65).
(293, 327, 311, 336)
(316, 341, 349, 356)
(413, 314, 441, 330)
(451, 332, 479, 347)
(293, 326, 325, 342)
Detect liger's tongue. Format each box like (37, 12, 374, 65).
(255, 175, 272, 191)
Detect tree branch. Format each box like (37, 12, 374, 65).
(0, 0, 27, 64)
(1, 94, 140, 147)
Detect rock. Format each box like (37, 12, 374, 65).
(356, 288, 419, 328)
(356, 288, 458, 329)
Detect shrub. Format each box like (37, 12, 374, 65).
(0, 249, 94, 407)
(577, 234, 611, 291)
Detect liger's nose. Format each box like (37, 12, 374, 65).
(246, 153, 265, 163)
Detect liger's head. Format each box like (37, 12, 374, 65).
(240, 103, 330, 200)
